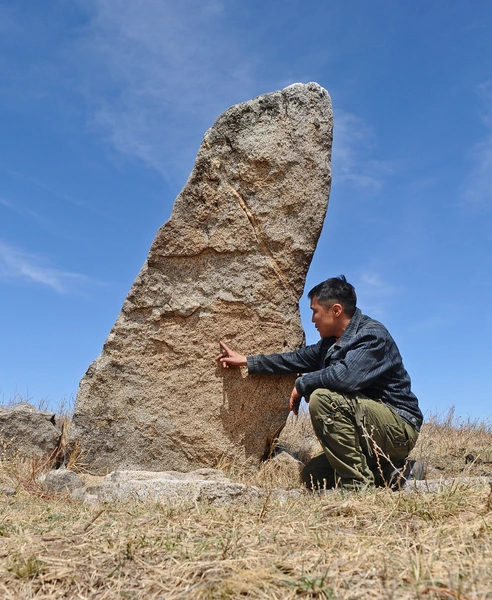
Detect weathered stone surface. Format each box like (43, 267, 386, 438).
(0, 402, 61, 459)
(72, 469, 303, 506)
(72, 82, 333, 474)
(403, 476, 489, 494)
(103, 468, 229, 483)
(40, 468, 85, 494)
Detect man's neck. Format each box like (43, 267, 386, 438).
(335, 314, 352, 341)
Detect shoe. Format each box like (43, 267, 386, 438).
(386, 459, 429, 490)
(383, 459, 416, 490)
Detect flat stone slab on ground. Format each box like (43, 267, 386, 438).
(72, 468, 302, 506)
(70, 468, 492, 506)
(403, 476, 490, 494)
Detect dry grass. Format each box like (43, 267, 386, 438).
(411, 408, 492, 479)
(1, 407, 492, 599)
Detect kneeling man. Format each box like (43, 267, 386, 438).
(217, 275, 423, 490)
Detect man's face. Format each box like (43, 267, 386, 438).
(310, 297, 339, 339)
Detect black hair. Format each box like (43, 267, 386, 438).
(307, 275, 357, 317)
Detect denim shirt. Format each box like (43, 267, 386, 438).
(247, 308, 423, 431)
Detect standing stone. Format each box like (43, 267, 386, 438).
(72, 82, 333, 474)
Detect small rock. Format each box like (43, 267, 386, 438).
(41, 468, 85, 493)
(0, 402, 61, 460)
(269, 451, 304, 469)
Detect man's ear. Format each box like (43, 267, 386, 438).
(332, 303, 343, 317)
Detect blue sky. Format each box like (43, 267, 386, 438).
(1, 1, 491, 420)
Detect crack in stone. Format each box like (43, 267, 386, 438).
(225, 184, 297, 298)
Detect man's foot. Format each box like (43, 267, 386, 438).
(383, 459, 426, 490)
(382, 459, 418, 490)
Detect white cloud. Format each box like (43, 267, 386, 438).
(0, 241, 99, 294)
(4, 3, 393, 192)
(332, 109, 396, 193)
(76, 0, 256, 181)
(463, 81, 492, 207)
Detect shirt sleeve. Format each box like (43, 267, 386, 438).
(247, 340, 325, 375)
(295, 328, 392, 398)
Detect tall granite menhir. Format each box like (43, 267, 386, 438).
(72, 82, 333, 474)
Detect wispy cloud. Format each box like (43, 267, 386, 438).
(0, 192, 52, 228)
(462, 81, 492, 207)
(76, 0, 256, 181)
(0, 241, 101, 294)
(332, 109, 396, 193)
(354, 271, 398, 317)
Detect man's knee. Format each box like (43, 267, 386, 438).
(309, 388, 353, 420)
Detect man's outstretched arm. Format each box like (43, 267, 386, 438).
(217, 341, 303, 415)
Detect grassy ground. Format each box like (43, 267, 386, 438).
(1, 408, 492, 599)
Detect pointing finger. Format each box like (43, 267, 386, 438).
(219, 340, 232, 354)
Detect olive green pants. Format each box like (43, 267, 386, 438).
(302, 389, 419, 490)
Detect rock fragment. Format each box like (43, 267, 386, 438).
(40, 468, 85, 494)
(0, 402, 61, 460)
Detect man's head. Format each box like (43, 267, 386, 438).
(308, 275, 357, 339)
(308, 275, 357, 316)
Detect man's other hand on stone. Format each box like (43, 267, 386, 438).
(216, 341, 248, 368)
(289, 387, 302, 416)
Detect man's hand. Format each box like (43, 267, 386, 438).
(216, 341, 248, 369)
(289, 386, 302, 416)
